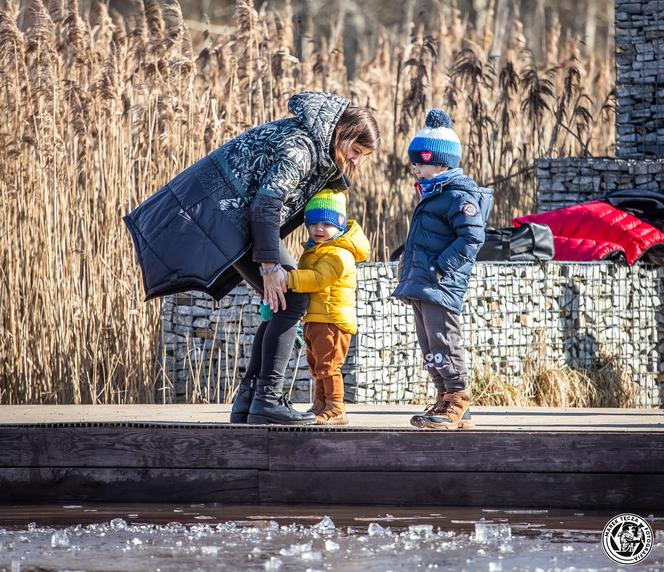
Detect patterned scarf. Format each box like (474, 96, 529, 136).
(414, 167, 464, 201)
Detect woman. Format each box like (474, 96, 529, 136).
(124, 91, 380, 425)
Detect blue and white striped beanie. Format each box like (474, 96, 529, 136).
(408, 109, 461, 168)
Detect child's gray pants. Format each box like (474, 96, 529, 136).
(411, 299, 468, 393)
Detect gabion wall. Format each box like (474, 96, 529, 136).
(615, 0, 664, 158)
(160, 262, 663, 407)
(535, 157, 664, 212)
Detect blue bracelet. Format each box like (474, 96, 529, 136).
(259, 263, 283, 276)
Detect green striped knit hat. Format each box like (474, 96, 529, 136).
(304, 189, 347, 232)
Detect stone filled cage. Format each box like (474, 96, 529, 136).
(160, 261, 663, 408)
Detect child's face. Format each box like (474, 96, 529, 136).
(411, 162, 449, 180)
(308, 222, 338, 243)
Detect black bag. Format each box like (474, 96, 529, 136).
(476, 223, 555, 262)
(389, 222, 555, 263)
(603, 189, 664, 232)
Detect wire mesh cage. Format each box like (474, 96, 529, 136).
(160, 261, 663, 408)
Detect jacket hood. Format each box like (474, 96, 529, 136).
(305, 220, 371, 263)
(288, 91, 350, 170)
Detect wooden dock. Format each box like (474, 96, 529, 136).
(1, 405, 662, 509)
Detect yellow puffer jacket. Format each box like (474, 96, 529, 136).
(288, 220, 370, 334)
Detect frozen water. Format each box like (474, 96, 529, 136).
(200, 546, 218, 556)
(0, 510, 663, 572)
(324, 539, 340, 552)
(110, 518, 127, 531)
(264, 556, 282, 570)
(50, 530, 70, 549)
(367, 522, 388, 536)
(472, 523, 512, 543)
(300, 550, 322, 561)
(312, 516, 336, 531)
(279, 542, 312, 557)
(408, 524, 434, 536)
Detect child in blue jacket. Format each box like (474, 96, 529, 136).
(393, 109, 493, 429)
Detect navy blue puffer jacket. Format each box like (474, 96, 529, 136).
(392, 172, 493, 314)
(123, 92, 349, 301)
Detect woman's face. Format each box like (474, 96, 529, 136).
(343, 143, 372, 167)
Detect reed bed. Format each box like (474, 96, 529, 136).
(0, 0, 615, 403)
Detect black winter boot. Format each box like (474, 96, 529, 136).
(230, 376, 257, 423)
(247, 382, 316, 425)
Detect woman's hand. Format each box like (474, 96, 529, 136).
(262, 264, 288, 312)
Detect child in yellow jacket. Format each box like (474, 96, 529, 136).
(287, 189, 370, 425)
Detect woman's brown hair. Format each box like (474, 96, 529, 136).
(331, 106, 381, 179)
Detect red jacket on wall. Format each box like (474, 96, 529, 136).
(513, 201, 664, 265)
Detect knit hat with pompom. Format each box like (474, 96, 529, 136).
(408, 109, 462, 168)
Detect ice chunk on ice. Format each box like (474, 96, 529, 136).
(50, 530, 70, 549)
(368, 523, 388, 536)
(201, 546, 219, 556)
(301, 550, 322, 561)
(313, 516, 336, 531)
(110, 518, 127, 531)
(279, 542, 312, 557)
(472, 523, 512, 543)
(408, 524, 434, 536)
(264, 557, 282, 570)
(11, 560, 20, 572)
(325, 539, 340, 552)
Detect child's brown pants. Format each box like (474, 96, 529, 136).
(304, 323, 352, 402)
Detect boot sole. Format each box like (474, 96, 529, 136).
(316, 416, 349, 426)
(247, 414, 317, 426)
(410, 417, 475, 430)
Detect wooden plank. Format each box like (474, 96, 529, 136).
(268, 431, 664, 473)
(259, 471, 664, 510)
(0, 468, 258, 503)
(0, 427, 268, 469)
(1, 405, 662, 431)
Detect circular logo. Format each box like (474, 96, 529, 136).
(462, 202, 478, 217)
(602, 513, 653, 565)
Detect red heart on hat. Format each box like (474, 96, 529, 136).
(420, 151, 433, 163)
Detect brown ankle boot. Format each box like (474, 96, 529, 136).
(308, 398, 326, 416)
(307, 380, 326, 415)
(316, 400, 348, 425)
(423, 392, 447, 415)
(410, 390, 474, 430)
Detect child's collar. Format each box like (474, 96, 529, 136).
(305, 231, 344, 250)
(415, 167, 464, 200)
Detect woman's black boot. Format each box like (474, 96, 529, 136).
(247, 380, 316, 425)
(230, 376, 256, 423)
